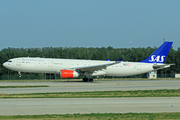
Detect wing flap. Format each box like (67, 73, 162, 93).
(76, 63, 113, 72)
(76, 59, 122, 72)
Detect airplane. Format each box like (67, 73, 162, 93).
(3, 41, 173, 82)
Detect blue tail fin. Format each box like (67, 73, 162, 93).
(140, 41, 173, 63)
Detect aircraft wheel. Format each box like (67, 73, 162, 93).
(89, 78, 93, 82)
(83, 78, 88, 82)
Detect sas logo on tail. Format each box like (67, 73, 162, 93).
(149, 55, 166, 62)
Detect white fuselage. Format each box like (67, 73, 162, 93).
(3, 57, 155, 77)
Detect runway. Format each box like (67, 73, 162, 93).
(0, 97, 180, 115)
(0, 80, 180, 94)
(0, 80, 180, 115)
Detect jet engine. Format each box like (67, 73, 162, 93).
(60, 70, 79, 78)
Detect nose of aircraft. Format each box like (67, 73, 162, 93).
(3, 62, 7, 68)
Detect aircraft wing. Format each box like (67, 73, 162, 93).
(75, 59, 122, 72)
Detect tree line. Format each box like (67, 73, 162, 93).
(0, 46, 180, 79)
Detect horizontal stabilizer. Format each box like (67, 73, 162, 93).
(153, 64, 175, 70)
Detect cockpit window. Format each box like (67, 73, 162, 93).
(7, 60, 12, 62)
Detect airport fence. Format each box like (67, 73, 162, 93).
(0, 74, 176, 80)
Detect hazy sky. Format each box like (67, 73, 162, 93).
(0, 0, 180, 50)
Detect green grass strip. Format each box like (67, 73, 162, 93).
(0, 112, 180, 120)
(0, 89, 180, 98)
(0, 85, 49, 88)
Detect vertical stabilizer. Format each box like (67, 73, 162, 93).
(140, 41, 173, 63)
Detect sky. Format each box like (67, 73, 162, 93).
(0, 0, 180, 50)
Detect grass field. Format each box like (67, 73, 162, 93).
(0, 85, 49, 88)
(0, 89, 180, 98)
(0, 113, 180, 120)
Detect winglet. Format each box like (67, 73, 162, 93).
(140, 41, 173, 63)
(115, 58, 122, 63)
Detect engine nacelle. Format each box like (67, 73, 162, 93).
(60, 70, 79, 78)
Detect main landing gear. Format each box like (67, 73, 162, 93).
(83, 78, 93, 82)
